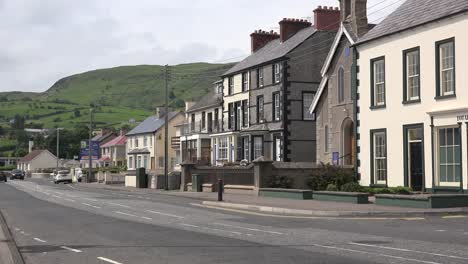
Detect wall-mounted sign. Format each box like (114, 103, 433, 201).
(79, 140, 100, 160)
(332, 152, 339, 166)
(456, 115, 468, 122)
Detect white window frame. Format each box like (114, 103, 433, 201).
(438, 41, 455, 96)
(242, 72, 249, 91)
(274, 63, 282, 83)
(406, 50, 420, 101)
(273, 93, 281, 121)
(373, 131, 387, 185)
(128, 156, 133, 169)
(373, 59, 385, 107)
(258, 67, 264, 87)
(436, 126, 461, 186)
(302, 93, 315, 120)
(218, 137, 228, 161)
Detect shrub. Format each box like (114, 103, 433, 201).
(268, 175, 294, 189)
(340, 182, 362, 192)
(307, 163, 356, 191)
(326, 184, 338, 191)
(390, 186, 413, 195)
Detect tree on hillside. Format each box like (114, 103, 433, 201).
(74, 109, 81, 117)
(11, 115, 25, 129)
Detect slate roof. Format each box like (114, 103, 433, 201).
(19, 150, 54, 162)
(357, 0, 468, 44)
(126, 112, 179, 136)
(223, 27, 317, 76)
(128, 148, 151, 155)
(92, 132, 115, 143)
(186, 90, 222, 113)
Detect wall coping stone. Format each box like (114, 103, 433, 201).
(315, 191, 369, 197)
(260, 188, 312, 193)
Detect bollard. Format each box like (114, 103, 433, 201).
(218, 179, 224, 201)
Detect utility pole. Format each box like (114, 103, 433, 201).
(164, 65, 169, 190)
(56, 128, 60, 174)
(88, 108, 94, 183)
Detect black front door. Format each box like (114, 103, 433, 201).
(404, 124, 424, 192)
(409, 142, 423, 191)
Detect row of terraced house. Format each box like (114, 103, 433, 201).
(128, 0, 468, 193)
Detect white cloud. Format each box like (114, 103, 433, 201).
(0, 0, 402, 93)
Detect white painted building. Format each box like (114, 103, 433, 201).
(355, 1, 468, 192)
(17, 150, 57, 172)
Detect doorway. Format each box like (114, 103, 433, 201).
(341, 118, 354, 166)
(404, 124, 424, 191)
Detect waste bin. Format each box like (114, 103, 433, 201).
(191, 174, 202, 192)
(136, 168, 148, 188)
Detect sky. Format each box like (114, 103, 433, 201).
(0, 0, 404, 93)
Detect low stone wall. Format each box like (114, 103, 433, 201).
(259, 188, 313, 200)
(313, 191, 369, 204)
(376, 194, 468, 208)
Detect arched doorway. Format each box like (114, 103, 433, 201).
(341, 118, 354, 166)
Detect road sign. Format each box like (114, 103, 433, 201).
(79, 140, 100, 160)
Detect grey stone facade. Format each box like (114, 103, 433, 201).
(315, 38, 355, 166)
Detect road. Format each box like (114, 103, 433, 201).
(1, 179, 468, 264)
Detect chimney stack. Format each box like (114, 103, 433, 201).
(155, 107, 166, 119)
(313, 6, 340, 31)
(279, 18, 312, 42)
(250, 30, 280, 53)
(28, 140, 34, 153)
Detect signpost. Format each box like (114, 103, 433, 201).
(79, 140, 100, 161)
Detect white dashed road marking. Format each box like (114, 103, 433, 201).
(64, 198, 76, 202)
(84, 198, 98, 202)
(145, 210, 184, 219)
(108, 202, 131, 208)
(82, 203, 101, 209)
(180, 223, 200, 228)
(97, 257, 124, 264)
(213, 223, 283, 235)
(34, 238, 47, 243)
(114, 211, 152, 220)
(349, 242, 468, 260)
(60, 246, 82, 253)
(313, 244, 441, 264)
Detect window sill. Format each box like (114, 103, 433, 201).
(435, 94, 456, 100)
(369, 105, 386, 110)
(402, 99, 421, 105)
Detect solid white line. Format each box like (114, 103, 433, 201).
(145, 210, 184, 219)
(350, 242, 468, 260)
(108, 202, 131, 208)
(84, 198, 98, 202)
(34, 238, 47, 243)
(180, 223, 200, 228)
(442, 215, 467, 219)
(115, 211, 149, 220)
(82, 203, 101, 209)
(60, 246, 82, 253)
(141, 216, 153, 220)
(97, 257, 124, 264)
(313, 244, 441, 264)
(435, 230, 447, 232)
(213, 223, 283, 235)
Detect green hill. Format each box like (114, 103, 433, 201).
(0, 62, 233, 129)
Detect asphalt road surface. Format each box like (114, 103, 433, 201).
(1, 179, 468, 264)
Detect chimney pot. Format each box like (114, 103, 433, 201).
(279, 17, 312, 42)
(250, 28, 280, 53)
(313, 5, 340, 31)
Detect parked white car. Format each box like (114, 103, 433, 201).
(54, 170, 72, 184)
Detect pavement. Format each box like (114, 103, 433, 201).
(77, 182, 468, 217)
(2, 178, 468, 263)
(0, 209, 24, 264)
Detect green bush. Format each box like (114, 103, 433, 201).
(307, 163, 356, 191)
(340, 182, 362, 192)
(0, 165, 15, 171)
(268, 175, 294, 189)
(326, 184, 338, 191)
(390, 186, 413, 195)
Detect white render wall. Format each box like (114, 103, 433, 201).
(357, 13, 468, 189)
